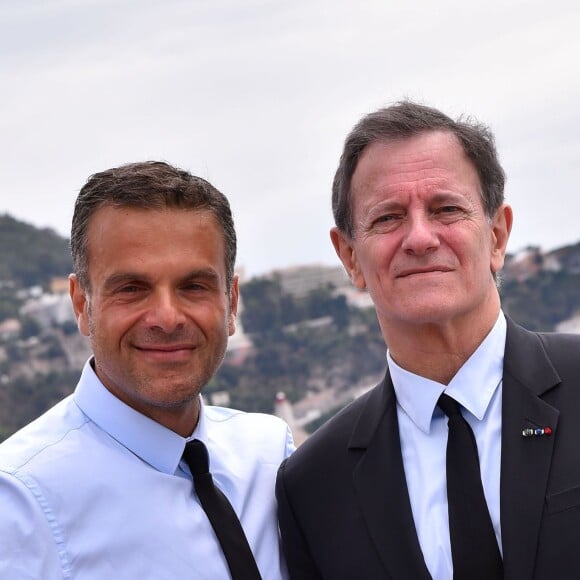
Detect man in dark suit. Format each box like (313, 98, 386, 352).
(276, 101, 580, 579)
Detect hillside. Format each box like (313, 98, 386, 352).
(0, 214, 579, 440)
(501, 242, 580, 331)
(0, 213, 72, 290)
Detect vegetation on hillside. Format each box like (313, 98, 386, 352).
(210, 281, 386, 412)
(501, 270, 580, 331)
(0, 214, 71, 318)
(0, 215, 578, 441)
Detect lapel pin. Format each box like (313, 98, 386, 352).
(522, 427, 553, 437)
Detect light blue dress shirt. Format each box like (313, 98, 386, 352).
(0, 359, 295, 579)
(390, 313, 506, 580)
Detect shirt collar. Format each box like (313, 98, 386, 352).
(73, 359, 201, 475)
(389, 312, 506, 434)
(187, 401, 209, 443)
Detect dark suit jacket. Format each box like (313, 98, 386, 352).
(276, 319, 580, 579)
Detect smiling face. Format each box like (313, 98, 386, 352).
(331, 130, 512, 342)
(70, 205, 238, 436)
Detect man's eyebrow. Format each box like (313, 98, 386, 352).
(428, 191, 468, 203)
(102, 272, 149, 289)
(367, 191, 465, 209)
(364, 199, 405, 216)
(101, 268, 222, 290)
(179, 269, 221, 284)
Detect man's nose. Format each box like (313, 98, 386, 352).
(143, 290, 186, 332)
(400, 214, 440, 255)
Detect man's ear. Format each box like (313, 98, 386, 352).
(330, 227, 366, 290)
(69, 274, 90, 337)
(490, 204, 513, 274)
(228, 274, 239, 337)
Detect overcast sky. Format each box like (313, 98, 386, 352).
(1, 0, 579, 278)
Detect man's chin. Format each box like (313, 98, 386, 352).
(147, 389, 201, 410)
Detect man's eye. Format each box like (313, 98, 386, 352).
(438, 206, 460, 213)
(183, 283, 206, 292)
(375, 214, 399, 224)
(119, 285, 143, 293)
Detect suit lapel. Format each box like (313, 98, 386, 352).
(501, 319, 561, 580)
(349, 373, 432, 580)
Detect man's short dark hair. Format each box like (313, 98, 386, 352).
(71, 161, 237, 291)
(332, 101, 506, 237)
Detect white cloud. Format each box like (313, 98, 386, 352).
(1, 0, 579, 275)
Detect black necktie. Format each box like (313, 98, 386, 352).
(437, 394, 503, 580)
(182, 439, 262, 580)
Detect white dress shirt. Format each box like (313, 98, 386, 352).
(0, 359, 295, 579)
(389, 313, 506, 580)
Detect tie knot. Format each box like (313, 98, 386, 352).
(437, 393, 462, 418)
(183, 439, 210, 477)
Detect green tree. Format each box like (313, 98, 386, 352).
(0, 214, 71, 290)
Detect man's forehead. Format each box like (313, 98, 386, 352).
(357, 130, 465, 165)
(352, 132, 477, 190)
(83, 205, 228, 279)
(85, 204, 221, 242)
(88, 203, 212, 221)
(348, 131, 485, 222)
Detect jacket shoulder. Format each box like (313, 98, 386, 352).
(536, 330, 580, 375)
(280, 379, 387, 480)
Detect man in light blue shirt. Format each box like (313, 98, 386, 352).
(0, 161, 294, 579)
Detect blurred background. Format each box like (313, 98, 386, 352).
(1, 0, 579, 443)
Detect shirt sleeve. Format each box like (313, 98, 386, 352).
(0, 471, 66, 579)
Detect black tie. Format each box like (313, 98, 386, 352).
(183, 439, 262, 580)
(437, 394, 503, 580)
